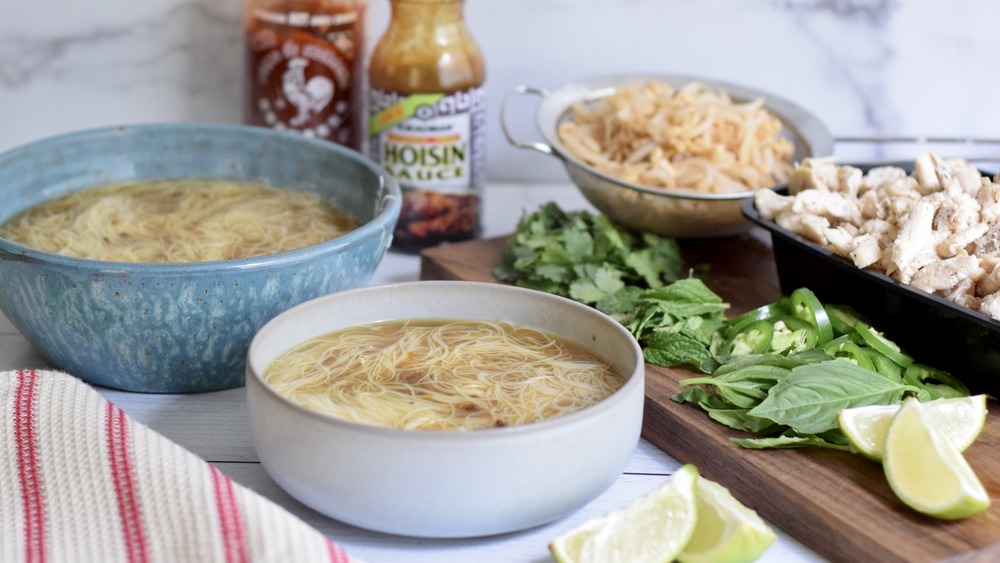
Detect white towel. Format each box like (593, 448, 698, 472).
(0, 369, 360, 563)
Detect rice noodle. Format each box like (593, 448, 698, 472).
(262, 319, 627, 431)
(0, 179, 357, 262)
(558, 81, 795, 194)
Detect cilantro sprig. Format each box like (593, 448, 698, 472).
(494, 202, 684, 301)
(494, 203, 728, 370)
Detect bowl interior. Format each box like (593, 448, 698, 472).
(0, 123, 398, 247)
(248, 280, 644, 432)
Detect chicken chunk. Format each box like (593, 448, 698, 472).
(849, 233, 884, 269)
(978, 292, 1000, 321)
(888, 197, 942, 282)
(753, 189, 793, 221)
(771, 153, 1000, 320)
(787, 157, 841, 194)
(776, 213, 830, 245)
(790, 190, 862, 224)
(909, 254, 980, 293)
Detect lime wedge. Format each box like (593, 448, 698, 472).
(678, 476, 776, 563)
(883, 397, 991, 520)
(838, 395, 987, 461)
(549, 464, 699, 563)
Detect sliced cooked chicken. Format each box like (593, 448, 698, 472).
(824, 226, 855, 257)
(849, 233, 884, 269)
(790, 190, 862, 224)
(766, 153, 1000, 320)
(753, 189, 793, 220)
(888, 197, 941, 282)
(978, 292, 1000, 321)
(787, 157, 840, 194)
(776, 213, 830, 245)
(909, 254, 980, 293)
(943, 277, 981, 310)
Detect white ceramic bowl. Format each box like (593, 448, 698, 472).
(246, 280, 644, 538)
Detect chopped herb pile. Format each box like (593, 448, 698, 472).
(495, 203, 970, 451)
(494, 203, 728, 371)
(494, 202, 685, 300)
(674, 288, 970, 450)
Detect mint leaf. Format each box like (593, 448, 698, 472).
(643, 331, 717, 373)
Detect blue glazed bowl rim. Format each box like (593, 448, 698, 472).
(0, 122, 402, 275)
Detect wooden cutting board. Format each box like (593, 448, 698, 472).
(420, 232, 1000, 563)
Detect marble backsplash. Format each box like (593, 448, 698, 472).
(2, 0, 999, 181)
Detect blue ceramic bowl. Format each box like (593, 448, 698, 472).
(0, 123, 400, 392)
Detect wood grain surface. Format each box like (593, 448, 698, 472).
(420, 231, 1000, 563)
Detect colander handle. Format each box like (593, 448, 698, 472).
(500, 85, 561, 158)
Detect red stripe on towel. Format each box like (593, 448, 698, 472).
(327, 539, 350, 563)
(106, 403, 149, 563)
(210, 465, 248, 563)
(14, 370, 46, 563)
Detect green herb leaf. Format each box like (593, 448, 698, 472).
(671, 387, 777, 434)
(680, 365, 789, 409)
(644, 332, 718, 373)
(747, 359, 918, 434)
(494, 203, 684, 300)
(730, 434, 849, 450)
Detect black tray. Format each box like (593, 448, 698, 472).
(743, 179, 1000, 397)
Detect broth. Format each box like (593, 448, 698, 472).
(0, 178, 357, 262)
(263, 319, 627, 430)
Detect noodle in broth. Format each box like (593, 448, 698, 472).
(0, 178, 357, 262)
(263, 319, 627, 431)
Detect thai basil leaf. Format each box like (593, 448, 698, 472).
(731, 434, 850, 450)
(680, 364, 790, 409)
(748, 359, 918, 434)
(672, 387, 777, 434)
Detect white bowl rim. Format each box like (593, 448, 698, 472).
(247, 280, 645, 441)
(0, 122, 401, 274)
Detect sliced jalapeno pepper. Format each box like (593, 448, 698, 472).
(724, 320, 775, 355)
(770, 316, 818, 354)
(824, 304, 871, 337)
(904, 364, 970, 399)
(790, 288, 834, 345)
(861, 347, 904, 381)
(854, 323, 913, 368)
(723, 303, 784, 339)
(822, 337, 875, 371)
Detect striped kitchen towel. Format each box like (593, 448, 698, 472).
(0, 369, 360, 563)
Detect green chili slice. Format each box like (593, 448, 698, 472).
(904, 364, 970, 399)
(822, 337, 875, 371)
(723, 303, 784, 339)
(770, 316, 818, 354)
(790, 288, 834, 345)
(854, 323, 914, 368)
(724, 320, 775, 355)
(860, 347, 904, 381)
(824, 304, 871, 337)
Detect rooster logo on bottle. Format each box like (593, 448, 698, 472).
(281, 57, 334, 127)
(252, 39, 352, 142)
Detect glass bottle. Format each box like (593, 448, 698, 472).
(243, 0, 367, 151)
(368, 0, 487, 253)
